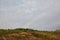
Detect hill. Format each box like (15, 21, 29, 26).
(0, 28, 60, 40)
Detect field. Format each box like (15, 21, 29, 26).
(0, 28, 60, 40)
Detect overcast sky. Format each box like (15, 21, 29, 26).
(0, 0, 60, 31)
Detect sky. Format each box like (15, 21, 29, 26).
(0, 0, 60, 31)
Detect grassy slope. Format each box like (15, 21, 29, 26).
(0, 28, 60, 40)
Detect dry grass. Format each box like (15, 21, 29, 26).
(0, 28, 60, 40)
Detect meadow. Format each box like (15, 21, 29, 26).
(0, 28, 60, 40)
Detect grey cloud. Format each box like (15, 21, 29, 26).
(0, 0, 60, 31)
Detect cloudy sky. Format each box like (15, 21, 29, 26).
(0, 0, 60, 31)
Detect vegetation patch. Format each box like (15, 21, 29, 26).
(0, 28, 60, 40)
